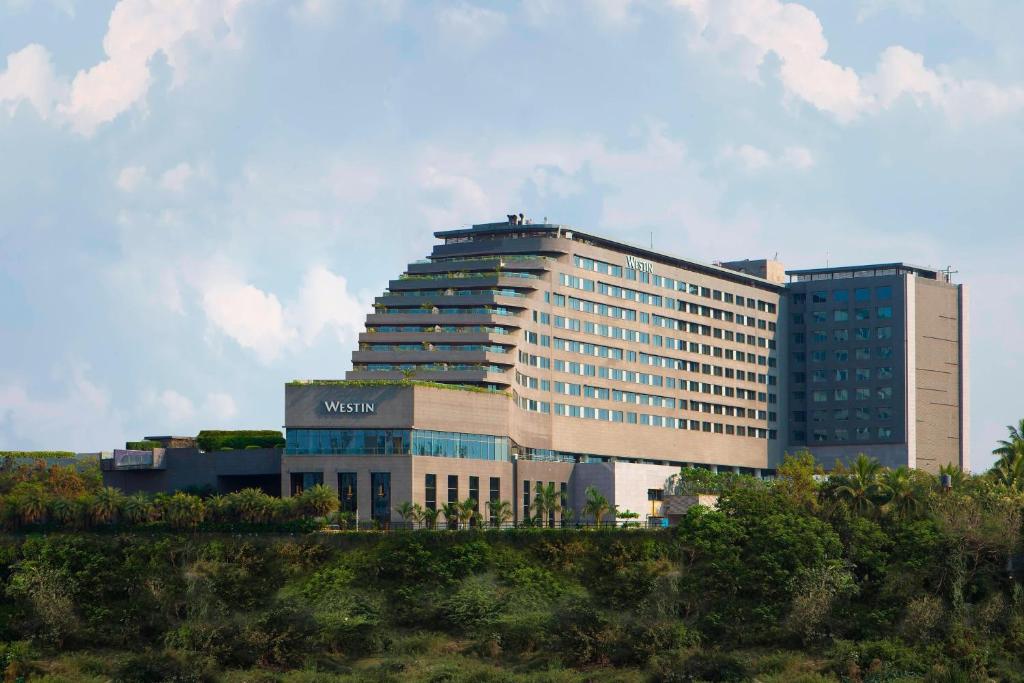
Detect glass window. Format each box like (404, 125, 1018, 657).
(812, 311, 828, 323)
(833, 290, 849, 303)
(877, 326, 892, 339)
(877, 386, 893, 400)
(835, 350, 849, 362)
(855, 348, 870, 360)
(812, 369, 827, 383)
(854, 287, 870, 302)
(793, 313, 805, 324)
(813, 429, 828, 442)
(834, 369, 848, 381)
(877, 286, 893, 300)
(289, 472, 323, 496)
(371, 472, 391, 522)
(833, 409, 849, 421)
(855, 388, 871, 400)
(812, 291, 827, 303)
(855, 308, 870, 320)
(834, 428, 849, 441)
(811, 410, 827, 422)
(813, 330, 828, 343)
(834, 389, 848, 401)
(447, 475, 459, 503)
(877, 306, 893, 319)
(793, 293, 806, 304)
(425, 474, 437, 511)
(877, 406, 893, 420)
(878, 346, 894, 359)
(339, 472, 358, 513)
(878, 426, 893, 438)
(856, 427, 870, 440)
(855, 408, 871, 420)
(855, 327, 870, 341)
(878, 367, 893, 380)
(811, 350, 826, 362)
(833, 309, 849, 322)
(812, 391, 828, 403)
(856, 368, 871, 381)
(833, 329, 849, 342)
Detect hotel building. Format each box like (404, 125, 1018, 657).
(280, 218, 968, 523)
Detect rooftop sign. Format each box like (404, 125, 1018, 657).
(625, 254, 654, 274)
(324, 401, 376, 414)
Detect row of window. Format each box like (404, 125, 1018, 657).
(793, 407, 894, 422)
(794, 348, 895, 362)
(794, 327, 894, 344)
(796, 307, 893, 323)
(361, 343, 511, 353)
(381, 287, 525, 299)
(553, 402, 776, 438)
(794, 367, 894, 383)
(376, 306, 515, 316)
(573, 255, 777, 313)
(796, 387, 894, 402)
(370, 325, 512, 335)
(357, 363, 506, 373)
(285, 429, 511, 460)
(794, 286, 893, 304)
(794, 426, 896, 442)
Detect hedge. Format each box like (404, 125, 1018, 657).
(196, 430, 285, 452)
(286, 379, 510, 396)
(0, 451, 76, 459)
(125, 441, 162, 451)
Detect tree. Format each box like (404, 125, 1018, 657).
(880, 466, 926, 521)
(299, 483, 339, 518)
(994, 418, 1024, 459)
(422, 506, 441, 530)
(12, 483, 48, 525)
(48, 497, 76, 526)
(775, 450, 822, 510)
(532, 483, 562, 528)
(486, 499, 512, 527)
(442, 501, 462, 529)
(163, 492, 205, 529)
(991, 419, 1024, 490)
(90, 486, 124, 525)
(396, 501, 424, 527)
(120, 492, 151, 525)
(582, 485, 612, 526)
(834, 454, 884, 516)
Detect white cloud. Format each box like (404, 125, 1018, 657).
(0, 0, 250, 135)
(0, 365, 124, 452)
(116, 164, 148, 191)
(719, 143, 815, 170)
(197, 265, 366, 364)
(152, 388, 195, 422)
(0, 43, 67, 120)
(202, 391, 238, 420)
(670, 0, 1024, 124)
(436, 2, 506, 47)
(159, 162, 194, 192)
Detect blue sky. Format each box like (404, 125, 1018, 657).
(0, 0, 1021, 470)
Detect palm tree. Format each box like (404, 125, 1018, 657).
(15, 484, 48, 525)
(396, 501, 423, 528)
(834, 454, 884, 516)
(422, 506, 441, 530)
(459, 498, 481, 528)
(229, 488, 275, 524)
(994, 419, 1024, 459)
(991, 421, 1024, 490)
(442, 501, 462, 529)
(49, 497, 76, 526)
(486, 499, 513, 528)
(880, 466, 924, 521)
(163, 492, 205, 529)
(90, 486, 124, 525)
(121, 492, 151, 525)
(299, 484, 339, 518)
(533, 483, 562, 528)
(938, 463, 965, 490)
(582, 485, 612, 527)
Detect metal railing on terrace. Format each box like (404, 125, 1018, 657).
(321, 519, 666, 532)
(398, 271, 541, 281)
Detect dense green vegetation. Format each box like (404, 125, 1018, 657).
(195, 430, 285, 452)
(0, 423, 1023, 681)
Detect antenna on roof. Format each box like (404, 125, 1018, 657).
(650, 231, 653, 249)
(940, 265, 959, 283)
(773, 252, 778, 260)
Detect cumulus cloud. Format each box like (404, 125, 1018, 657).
(198, 265, 366, 364)
(0, 0, 250, 135)
(436, 2, 507, 47)
(151, 388, 196, 422)
(203, 392, 238, 420)
(159, 162, 194, 192)
(0, 366, 124, 452)
(0, 43, 67, 119)
(116, 165, 148, 191)
(719, 143, 815, 171)
(670, 0, 1024, 124)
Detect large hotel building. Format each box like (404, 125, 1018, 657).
(280, 218, 968, 524)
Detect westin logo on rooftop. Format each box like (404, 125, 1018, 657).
(324, 401, 376, 414)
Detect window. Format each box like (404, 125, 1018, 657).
(878, 366, 893, 380)
(522, 480, 530, 520)
(834, 389, 849, 401)
(811, 410, 827, 422)
(877, 406, 893, 420)
(855, 388, 871, 400)
(812, 369, 826, 383)
(811, 350, 826, 362)
(834, 428, 849, 441)
(856, 368, 871, 381)
(793, 333, 805, 344)
(448, 474, 458, 504)
(793, 313, 805, 324)
(813, 429, 828, 442)
(835, 350, 849, 362)
(834, 369, 848, 381)
(855, 348, 870, 360)
(833, 290, 849, 303)
(834, 309, 849, 322)
(813, 330, 828, 343)
(793, 293, 806, 304)
(877, 306, 893, 319)
(469, 476, 480, 523)
(878, 346, 894, 359)
(339, 472, 357, 513)
(878, 426, 893, 438)
(877, 386, 893, 400)
(812, 390, 828, 402)
(648, 488, 663, 501)
(854, 287, 870, 302)
(371, 472, 391, 522)
(877, 326, 892, 339)
(855, 308, 870, 320)
(855, 327, 870, 341)
(812, 291, 827, 303)
(856, 427, 871, 439)
(793, 410, 807, 422)
(833, 409, 849, 421)
(811, 310, 827, 323)
(793, 372, 806, 384)
(425, 474, 437, 510)
(877, 286, 893, 300)
(856, 407, 871, 420)
(834, 329, 849, 342)
(289, 472, 323, 496)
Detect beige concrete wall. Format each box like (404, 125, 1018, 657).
(515, 460, 575, 522)
(410, 456, 514, 516)
(281, 455, 413, 522)
(913, 278, 963, 473)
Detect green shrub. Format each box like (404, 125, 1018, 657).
(442, 576, 502, 632)
(125, 441, 161, 451)
(650, 650, 748, 682)
(195, 430, 284, 452)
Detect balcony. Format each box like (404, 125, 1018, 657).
(101, 448, 166, 470)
